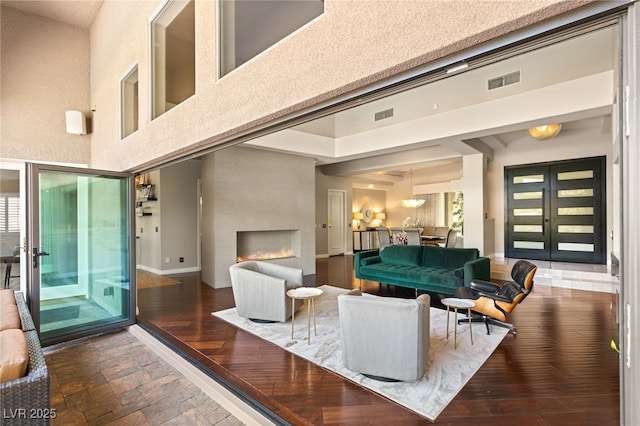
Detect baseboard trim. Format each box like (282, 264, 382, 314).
(136, 265, 200, 275)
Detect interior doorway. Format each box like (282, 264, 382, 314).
(505, 156, 606, 264)
(327, 189, 346, 256)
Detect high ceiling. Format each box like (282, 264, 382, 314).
(2, 0, 103, 29)
(2, 1, 617, 190)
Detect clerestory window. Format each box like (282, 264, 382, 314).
(120, 64, 139, 139)
(219, 0, 324, 77)
(150, 0, 195, 120)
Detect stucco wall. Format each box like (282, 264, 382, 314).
(86, 0, 589, 172)
(0, 6, 91, 164)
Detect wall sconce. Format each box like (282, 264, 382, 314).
(375, 212, 386, 225)
(65, 110, 87, 135)
(528, 123, 562, 140)
(352, 212, 364, 229)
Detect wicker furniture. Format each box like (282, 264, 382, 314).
(0, 291, 50, 425)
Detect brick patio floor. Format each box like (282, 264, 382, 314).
(44, 329, 245, 425)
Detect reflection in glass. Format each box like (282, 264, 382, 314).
(514, 208, 543, 216)
(38, 171, 130, 342)
(513, 191, 542, 200)
(558, 188, 593, 198)
(513, 175, 544, 184)
(558, 225, 594, 233)
(558, 207, 594, 215)
(558, 242, 594, 252)
(557, 170, 593, 180)
(514, 241, 544, 249)
(514, 225, 543, 233)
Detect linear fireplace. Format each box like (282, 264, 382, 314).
(236, 230, 300, 262)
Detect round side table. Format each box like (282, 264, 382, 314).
(441, 297, 475, 349)
(286, 287, 323, 344)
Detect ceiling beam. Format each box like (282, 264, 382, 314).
(318, 145, 460, 176)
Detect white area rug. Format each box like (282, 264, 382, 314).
(213, 285, 507, 421)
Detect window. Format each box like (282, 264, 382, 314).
(151, 0, 195, 119)
(120, 64, 139, 139)
(0, 195, 19, 233)
(219, 0, 324, 77)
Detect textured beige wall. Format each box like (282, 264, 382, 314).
(87, 0, 590, 172)
(0, 6, 91, 164)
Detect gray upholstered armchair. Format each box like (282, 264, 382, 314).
(338, 291, 430, 381)
(229, 261, 304, 322)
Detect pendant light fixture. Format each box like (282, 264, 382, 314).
(400, 169, 425, 209)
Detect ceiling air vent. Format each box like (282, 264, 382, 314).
(487, 71, 521, 90)
(374, 108, 394, 121)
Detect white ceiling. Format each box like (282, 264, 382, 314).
(244, 25, 617, 186)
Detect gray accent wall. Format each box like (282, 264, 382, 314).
(201, 146, 316, 288)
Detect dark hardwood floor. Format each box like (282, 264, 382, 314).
(136, 256, 620, 425)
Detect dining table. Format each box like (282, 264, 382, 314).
(420, 235, 445, 245)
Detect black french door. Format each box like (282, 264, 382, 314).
(505, 156, 606, 264)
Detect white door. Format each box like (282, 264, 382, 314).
(327, 189, 346, 256)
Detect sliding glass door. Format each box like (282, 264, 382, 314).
(27, 163, 135, 346)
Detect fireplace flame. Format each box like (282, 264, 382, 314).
(237, 247, 295, 263)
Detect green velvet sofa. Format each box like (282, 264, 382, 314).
(354, 245, 490, 296)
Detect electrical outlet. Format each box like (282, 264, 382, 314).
(165, 257, 171, 264)
(179, 257, 184, 263)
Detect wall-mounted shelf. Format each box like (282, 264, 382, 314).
(136, 184, 156, 215)
(135, 184, 156, 202)
(136, 199, 154, 216)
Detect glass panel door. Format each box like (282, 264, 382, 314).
(549, 157, 606, 263)
(505, 156, 606, 264)
(27, 163, 135, 346)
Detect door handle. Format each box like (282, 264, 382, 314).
(32, 248, 50, 268)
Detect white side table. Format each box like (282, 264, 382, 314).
(286, 287, 323, 344)
(441, 297, 475, 349)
